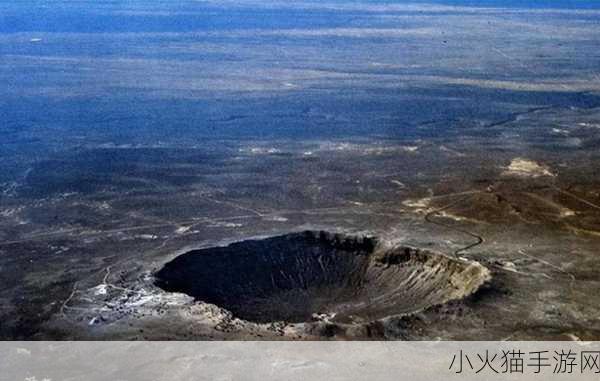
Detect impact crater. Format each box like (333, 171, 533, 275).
(154, 231, 489, 324)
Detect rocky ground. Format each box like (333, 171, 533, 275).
(2, 0, 600, 340)
(2, 107, 600, 340)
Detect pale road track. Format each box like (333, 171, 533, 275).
(0, 201, 404, 248)
(423, 192, 485, 258)
(423, 183, 600, 259)
(33, 184, 600, 320)
(517, 249, 576, 284)
(552, 185, 600, 211)
(4, 183, 599, 260)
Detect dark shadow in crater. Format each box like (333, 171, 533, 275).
(155, 231, 489, 324)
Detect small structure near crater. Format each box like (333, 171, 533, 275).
(154, 231, 489, 325)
